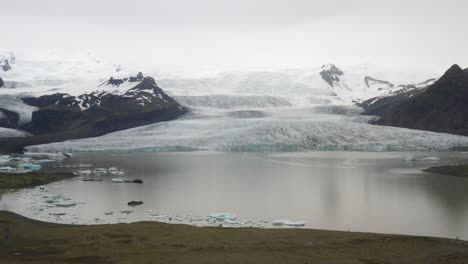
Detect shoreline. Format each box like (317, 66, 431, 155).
(0, 172, 76, 189)
(1, 210, 468, 263)
(424, 164, 468, 178)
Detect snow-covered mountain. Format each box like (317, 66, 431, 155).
(2, 51, 465, 153)
(318, 64, 436, 103)
(0, 52, 437, 104)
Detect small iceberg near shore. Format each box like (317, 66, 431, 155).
(403, 155, 441, 162)
(0, 166, 16, 173)
(94, 168, 108, 174)
(78, 170, 92, 175)
(272, 220, 306, 227)
(112, 178, 130, 183)
(207, 212, 237, 222)
(20, 163, 42, 170)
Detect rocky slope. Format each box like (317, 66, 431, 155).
(359, 87, 428, 116)
(373, 64, 468, 136)
(0, 73, 187, 152)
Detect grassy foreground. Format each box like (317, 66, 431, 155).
(0, 172, 76, 189)
(424, 164, 468, 178)
(0, 211, 468, 264)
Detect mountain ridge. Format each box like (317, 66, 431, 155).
(373, 64, 468, 136)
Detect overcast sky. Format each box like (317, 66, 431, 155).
(2, 0, 467, 72)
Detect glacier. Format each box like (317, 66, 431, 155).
(27, 106, 468, 153)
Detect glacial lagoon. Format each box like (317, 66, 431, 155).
(2, 151, 468, 239)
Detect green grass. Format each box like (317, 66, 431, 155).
(0, 211, 468, 264)
(0, 172, 76, 189)
(424, 164, 468, 177)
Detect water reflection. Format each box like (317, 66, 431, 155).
(1, 151, 468, 239)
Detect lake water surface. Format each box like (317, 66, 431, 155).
(2, 151, 468, 239)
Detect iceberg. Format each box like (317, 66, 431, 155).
(20, 163, 42, 170)
(272, 220, 306, 227)
(112, 178, 130, 183)
(417, 157, 441, 161)
(403, 156, 441, 162)
(207, 212, 237, 223)
(78, 170, 92, 175)
(93, 168, 108, 174)
(54, 202, 77, 208)
(0, 166, 16, 173)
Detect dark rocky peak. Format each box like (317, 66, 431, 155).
(445, 64, 463, 74)
(374, 64, 468, 136)
(320, 64, 344, 87)
(21, 75, 176, 113)
(0, 52, 15, 72)
(102, 72, 145, 87)
(128, 76, 159, 91)
(0, 77, 4, 88)
(426, 64, 468, 94)
(1, 59, 11, 72)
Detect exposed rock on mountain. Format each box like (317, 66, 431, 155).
(0, 74, 186, 152)
(318, 64, 435, 104)
(320, 64, 344, 87)
(21, 75, 186, 136)
(0, 52, 15, 72)
(0, 77, 3, 88)
(0, 107, 20, 128)
(374, 64, 468, 136)
(360, 88, 427, 116)
(364, 76, 394, 90)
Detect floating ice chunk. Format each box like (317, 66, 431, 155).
(417, 156, 440, 161)
(104, 211, 114, 215)
(109, 167, 126, 175)
(0, 155, 10, 164)
(0, 166, 16, 173)
(94, 168, 108, 174)
(54, 202, 77, 208)
(403, 155, 415, 161)
(49, 213, 66, 216)
(272, 219, 306, 227)
(20, 163, 42, 170)
(78, 170, 92, 175)
(207, 212, 237, 223)
(403, 156, 441, 162)
(112, 178, 130, 183)
(43, 194, 62, 199)
(35, 159, 56, 163)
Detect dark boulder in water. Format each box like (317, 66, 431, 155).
(128, 201, 143, 207)
(132, 179, 143, 184)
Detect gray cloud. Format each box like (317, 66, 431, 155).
(2, 0, 468, 72)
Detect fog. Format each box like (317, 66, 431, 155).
(2, 0, 468, 72)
